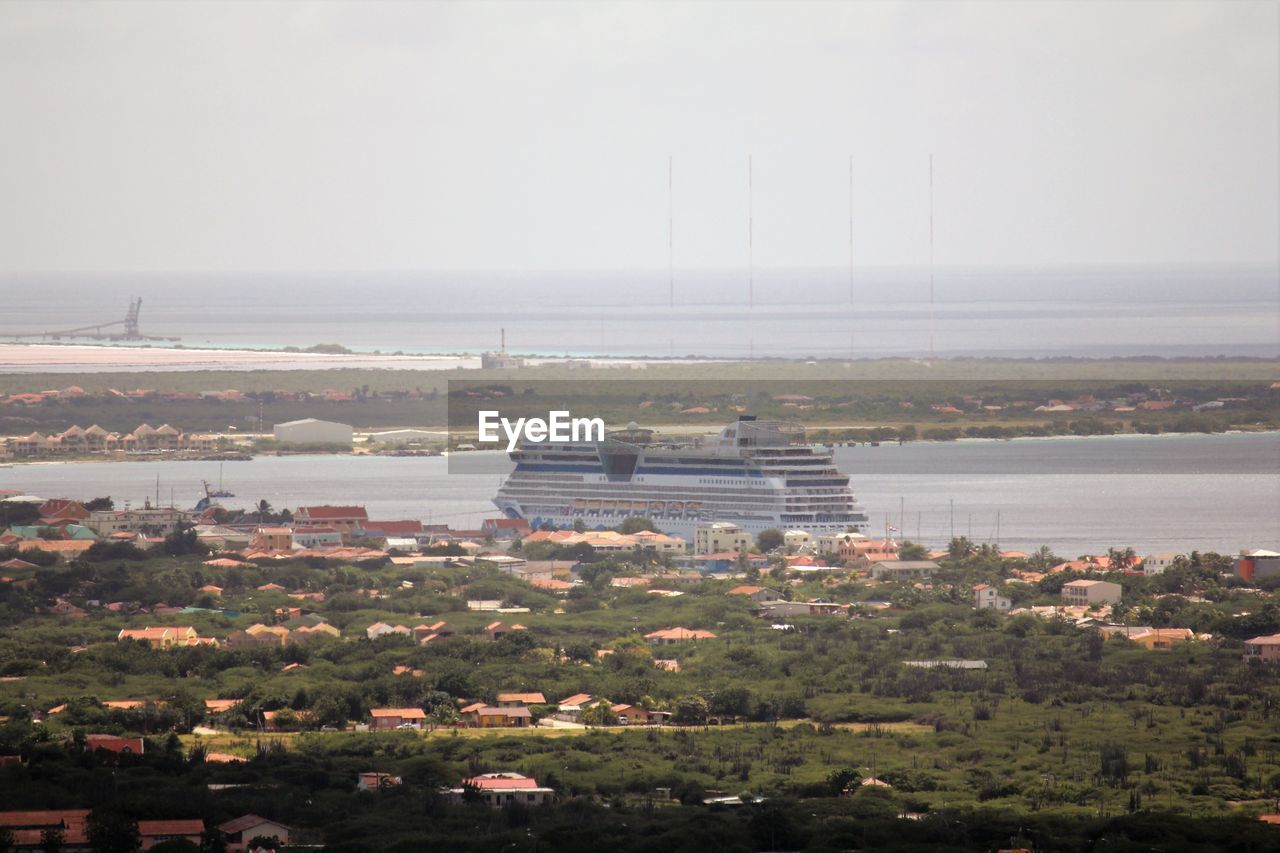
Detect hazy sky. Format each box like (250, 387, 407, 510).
(0, 0, 1276, 274)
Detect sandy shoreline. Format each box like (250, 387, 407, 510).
(0, 343, 722, 373)
(0, 343, 478, 373)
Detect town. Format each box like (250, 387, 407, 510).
(2, 486, 1279, 850)
(4, 372, 1279, 462)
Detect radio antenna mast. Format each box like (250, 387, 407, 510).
(849, 155, 855, 306)
(668, 155, 674, 309)
(849, 154, 855, 361)
(929, 153, 936, 360)
(748, 154, 754, 311)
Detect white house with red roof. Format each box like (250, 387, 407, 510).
(443, 773, 553, 807)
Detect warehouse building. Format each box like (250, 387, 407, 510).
(273, 418, 353, 446)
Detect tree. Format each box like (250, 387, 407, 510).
(672, 695, 709, 726)
(428, 703, 460, 730)
(898, 541, 928, 560)
(618, 516, 658, 534)
(87, 809, 141, 853)
(580, 703, 619, 727)
(162, 524, 210, 557)
(1027, 545, 1059, 571)
(826, 767, 861, 796)
(39, 828, 64, 853)
(756, 529, 784, 552)
(709, 687, 752, 718)
(84, 497, 114, 511)
(1108, 546, 1137, 570)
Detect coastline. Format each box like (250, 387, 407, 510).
(0, 341, 722, 373)
(3, 428, 1275, 468)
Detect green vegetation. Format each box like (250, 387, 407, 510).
(2, 359, 1277, 439)
(1, 541, 1279, 848)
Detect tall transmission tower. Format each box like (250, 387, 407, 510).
(929, 154, 936, 360)
(748, 154, 754, 311)
(668, 155, 674, 309)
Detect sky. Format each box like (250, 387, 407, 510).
(0, 0, 1276, 274)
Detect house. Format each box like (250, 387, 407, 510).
(973, 584, 1011, 611)
(117, 626, 200, 649)
(481, 518, 533, 539)
(757, 600, 848, 619)
(0, 810, 91, 849)
(86, 505, 187, 536)
(369, 707, 427, 730)
(1141, 552, 1184, 576)
(218, 815, 292, 853)
(644, 627, 717, 645)
(139, 819, 205, 850)
(85, 734, 145, 755)
(610, 704, 671, 726)
(250, 526, 294, 550)
(1235, 549, 1280, 582)
(459, 702, 533, 728)
(482, 621, 527, 642)
(496, 692, 546, 707)
(1061, 579, 1122, 607)
(291, 526, 343, 549)
(357, 519, 424, 539)
(529, 577, 574, 594)
(366, 622, 411, 640)
(1243, 633, 1280, 664)
(554, 693, 602, 721)
(413, 620, 454, 643)
(1123, 627, 1196, 650)
(37, 499, 89, 521)
(293, 505, 368, 534)
(693, 522, 751, 555)
(816, 531, 868, 557)
(357, 771, 403, 791)
(204, 698, 239, 716)
(0, 812, 202, 851)
(830, 536, 899, 562)
(869, 560, 937, 581)
(293, 622, 341, 642)
(442, 773, 554, 807)
(16, 539, 96, 560)
(783, 529, 812, 550)
(727, 585, 782, 602)
(691, 551, 766, 573)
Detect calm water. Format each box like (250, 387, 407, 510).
(3, 433, 1276, 554)
(0, 265, 1276, 359)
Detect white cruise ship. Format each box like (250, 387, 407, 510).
(493, 417, 869, 540)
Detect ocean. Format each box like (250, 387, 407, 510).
(0, 265, 1276, 359)
(3, 432, 1276, 554)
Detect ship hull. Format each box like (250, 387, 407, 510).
(493, 419, 869, 540)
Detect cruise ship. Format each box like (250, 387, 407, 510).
(493, 417, 869, 540)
